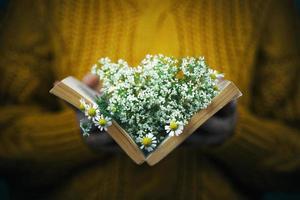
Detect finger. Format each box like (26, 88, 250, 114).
(85, 132, 114, 146)
(82, 73, 99, 89)
(84, 132, 119, 152)
(197, 110, 237, 136)
(53, 81, 60, 86)
(190, 115, 236, 146)
(199, 117, 228, 134)
(215, 100, 237, 117)
(186, 130, 224, 145)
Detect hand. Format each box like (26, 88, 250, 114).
(73, 74, 237, 151)
(185, 100, 237, 146)
(77, 74, 119, 153)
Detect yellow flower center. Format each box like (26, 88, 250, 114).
(111, 106, 117, 113)
(98, 118, 107, 126)
(79, 103, 85, 111)
(175, 70, 185, 80)
(87, 108, 96, 117)
(142, 137, 152, 147)
(210, 73, 217, 80)
(213, 85, 219, 91)
(170, 121, 178, 131)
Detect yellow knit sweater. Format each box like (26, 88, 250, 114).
(0, 0, 299, 199)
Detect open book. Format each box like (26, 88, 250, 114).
(50, 76, 242, 166)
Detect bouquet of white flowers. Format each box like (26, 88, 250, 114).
(79, 54, 224, 154)
(50, 54, 241, 165)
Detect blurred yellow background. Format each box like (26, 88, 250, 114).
(0, 0, 299, 199)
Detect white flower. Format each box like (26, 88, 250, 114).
(93, 114, 112, 131)
(91, 64, 99, 75)
(80, 119, 92, 137)
(84, 103, 99, 120)
(210, 70, 224, 80)
(165, 120, 184, 136)
(137, 133, 157, 152)
(79, 98, 88, 111)
(89, 54, 222, 148)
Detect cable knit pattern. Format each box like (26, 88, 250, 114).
(0, 0, 299, 199)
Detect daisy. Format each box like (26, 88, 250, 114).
(80, 119, 92, 137)
(93, 114, 112, 131)
(210, 70, 224, 80)
(137, 133, 157, 152)
(79, 98, 87, 111)
(85, 103, 99, 120)
(165, 120, 184, 136)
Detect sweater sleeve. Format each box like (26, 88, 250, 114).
(0, 1, 97, 168)
(207, 1, 300, 190)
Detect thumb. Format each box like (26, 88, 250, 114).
(82, 73, 100, 90)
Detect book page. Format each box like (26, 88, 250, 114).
(50, 76, 99, 109)
(50, 77, 146, 164)
(62, 76, 99, 103)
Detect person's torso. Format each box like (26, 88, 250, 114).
(8, 1, 270, 198)
(48, 0, 267, 107)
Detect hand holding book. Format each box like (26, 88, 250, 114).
(79, 73, 237, 151)
(77, 74, 119, 153)
(185, 100, 237, 146)
(50, 55, 242, 165)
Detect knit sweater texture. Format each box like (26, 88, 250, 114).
(0, 0, 299, 199)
